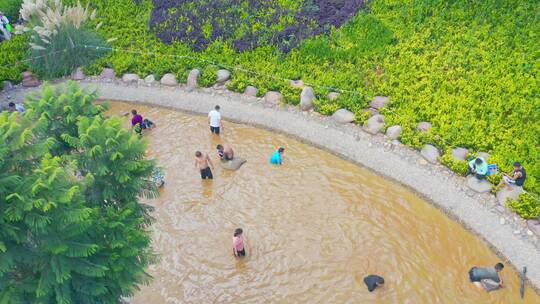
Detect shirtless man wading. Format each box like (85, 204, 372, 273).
(194, 151, 214, 179)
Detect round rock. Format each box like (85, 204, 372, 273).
(100, 68, 116, 80)
(144, 74, 156, 84)
(264, 91, 283, 105)
(386, 125, 402, 140)
(417, 121, 432, 132)
(332, 109, 355, 124)
(327, 92, 340, 101)
(477, 152, 490, 160)
(71, 67, 85, 80)
(300, 86, 316, 111)
(186, 69, 200, 91)
(122, 73, 140, 83)
(451, 147, 469, 161)
(420, 144, 440, 163)
(216, 69, 230, 83)
(369, 96, 390, 110)
(160, 73, 177, 86)
(466, 175, 492, 193)
(364, 114, 385, 135)
(244, 86, 258, 97)
(496, 186, 524, 205)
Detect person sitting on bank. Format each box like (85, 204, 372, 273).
(216, 144, 234, 161)
(364, 275, 384, 292)
(499, 162, 526, 189)
(467, 156, 488, 180)
(269, 147, 285, 165)
(469, 263, 504, 292)
(0, 12, 12, 41)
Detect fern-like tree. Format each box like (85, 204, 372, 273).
(0, 82, 157, 303)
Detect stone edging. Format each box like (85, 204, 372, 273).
(1, 78, 539, 292)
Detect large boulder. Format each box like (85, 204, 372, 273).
(420, 144, 440, 164)
(496, 186, 524, 205)
(300, 86, 315, 111)
(122, 73, 140, 83)
(244, 86, 258, 97)
(264, 91, 283, 105)
(370, 96, 390, 110)
(100, 68, 115, 80)
(186, 69, 200, 91)
(216, 69, 230, 83)
(452, 147, 469, 161)
(527, 220, 540, 238)
(364, 114, 385, 135)
(477, 152, 490, 160)
(21, 71, 40, 87)
(466, 176, 492, 193)
(417, 121, 432, 132)
(386, 125, 402, 140)
(144, 74, 156, 84)
(289, 79, 304, 88)
(221, 158, 247, 171)
(160, 73, 177, 86)
(332, 109, 355, 124)
(71, 67, 85, 80)
(327, 92, 340, 101)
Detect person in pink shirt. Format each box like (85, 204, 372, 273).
(233, 228, 246, 257)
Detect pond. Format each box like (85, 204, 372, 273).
(107, 102, 539, 303)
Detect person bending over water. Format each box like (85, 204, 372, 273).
(194, 151, 214, 179)
(269, 147, 285, 165)
(233, 228, 246, 257)
(131, 109, 155, 134)
(363, 275, 384, 292)
(216, 144, 234, 161)
(469, 263, 504, 292)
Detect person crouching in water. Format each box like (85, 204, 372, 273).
(194, 151, 214, 180)
(469, 263, 504, 292)
(131, 109, 155, 135)
(216, 144, 234, 161)
(233, 228, 246, 257)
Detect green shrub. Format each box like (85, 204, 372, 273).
(198, 65, 219, 87)
(0, 0, 22, 21)
(507, 193, 540, 219)
(440, 153, 468, 176)
(0, 34, 28, 82)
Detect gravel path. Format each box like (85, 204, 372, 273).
(2, 79, 539, 292)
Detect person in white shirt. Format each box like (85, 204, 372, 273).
(208, 105, 223, 134)
(8, 102, 25, 113)
(0, 12, 11, 41)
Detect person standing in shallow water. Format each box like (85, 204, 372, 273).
(194, 151, 214, 180)
(208, 105, 223, 135)
(269, 147, 285, 165)
(233, 228, 246, 257)
(469, 262, 504, 292)
(363, 275, 384, 292)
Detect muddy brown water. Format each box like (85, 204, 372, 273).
(107, 102, 539, 303)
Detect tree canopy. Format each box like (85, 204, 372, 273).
(0, 82, 157, 303)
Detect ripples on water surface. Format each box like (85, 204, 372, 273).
(107, 102, 539, 303)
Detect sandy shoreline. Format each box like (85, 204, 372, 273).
(2, 79, 539, 292)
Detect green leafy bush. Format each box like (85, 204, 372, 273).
(198, 65, 219, 87)
(507, 193, 540, 219)
(0, 0, 22, 21)
(440, 153, 468, 176)
(0, 34, 28, 82)
(2, 0, 539, 201)
(0, 82, 157, 302)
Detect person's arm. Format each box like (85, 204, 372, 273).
(194, 158, 198, 169)
(207, 154, 214, 169)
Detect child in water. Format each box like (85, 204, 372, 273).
(233, 228, 246, 257)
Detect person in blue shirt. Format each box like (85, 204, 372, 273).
(467, 157, 488, 180)
(269, 147, 285, 165)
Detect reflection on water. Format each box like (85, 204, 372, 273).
(107, 102, 539, 303)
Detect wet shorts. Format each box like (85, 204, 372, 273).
(236, 249, 246, 257)
(200, 167, 213, 179)
(210, 126, 220, 134)
(469, 267, 479, 282)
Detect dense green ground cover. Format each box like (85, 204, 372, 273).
(2, 0, 539, 198)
